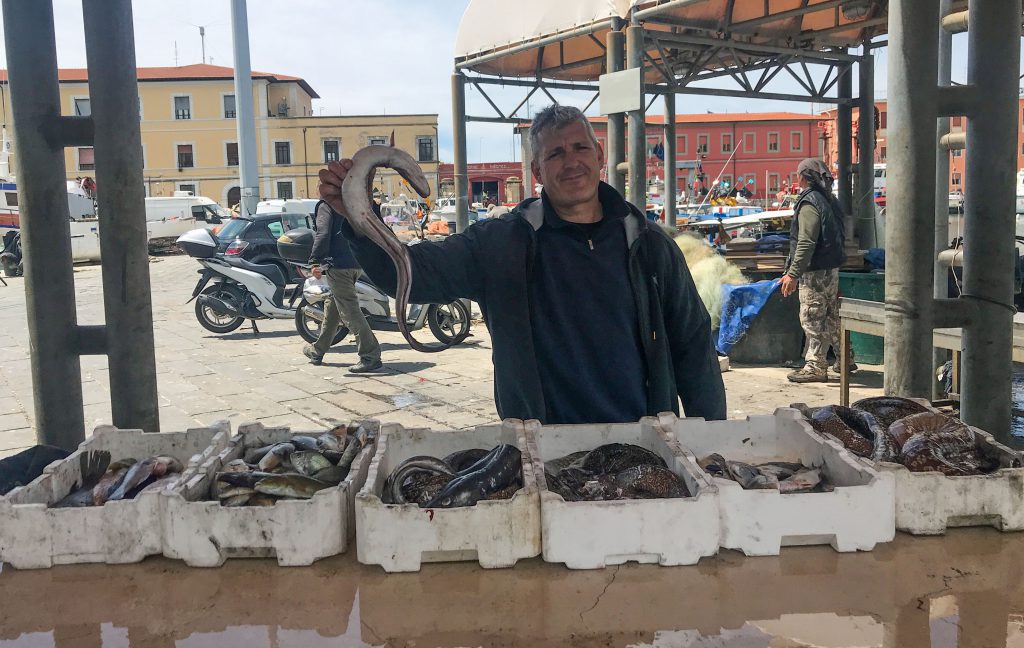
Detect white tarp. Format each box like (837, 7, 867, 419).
(455, 0, 632, 60)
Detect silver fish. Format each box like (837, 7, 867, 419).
(254, 474, 331, 499)
(291, 450, 332, 477)
(258, 442, 295, 471)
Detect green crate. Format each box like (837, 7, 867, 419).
(838, 271, 885, 365)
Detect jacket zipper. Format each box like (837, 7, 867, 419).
(588, 238, 594, 251)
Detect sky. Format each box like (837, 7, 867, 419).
(0, 1, 1004, 164)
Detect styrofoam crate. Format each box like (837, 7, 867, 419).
(793, 402, 1024, 534)
(528, 417, 719, 569)
(355, 419, 540, 573)
(661, 408, 895, 556)
(161, 420, 377, 567)
(0, 422, 230, 569)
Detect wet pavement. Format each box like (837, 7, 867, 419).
(1, 527, 1023, 647)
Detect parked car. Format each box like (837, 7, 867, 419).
(214, 212, 312, 283)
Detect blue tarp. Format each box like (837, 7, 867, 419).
(717, 279, 781, 355)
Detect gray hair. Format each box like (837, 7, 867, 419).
(528, 104, 599, 155)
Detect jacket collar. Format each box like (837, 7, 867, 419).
(517, 181, 645, 246)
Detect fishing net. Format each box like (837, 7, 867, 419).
(674, 233, 747, 329)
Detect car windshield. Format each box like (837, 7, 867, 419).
(218, 218, 250, 239)
(206, 204, 232, 220)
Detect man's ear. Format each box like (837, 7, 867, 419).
(531, 159, 541, 182)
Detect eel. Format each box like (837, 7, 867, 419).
(424, 444, 522, 508)
(339, 145, 439, 353)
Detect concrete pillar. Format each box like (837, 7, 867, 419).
(960, 0, 1022, 442)
(451, 73, 470, 233)
(520, 129, 534, 199)
(230, 0, 259, 216)
(626, 21, 647, 210)
(83, 0, 160, 431)
(855, 51, 877, 248)
(664, 92, 677, 227)
(837, 63, 854, 231)
(606, 19, 626, 195)
(1, 0, 85, 449)
(885, 0, 939, 399)
(933, 0, 954, 398)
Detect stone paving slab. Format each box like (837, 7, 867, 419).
(0, 256, 884, 456)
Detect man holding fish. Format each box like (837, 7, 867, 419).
(317, 104, 726, 425)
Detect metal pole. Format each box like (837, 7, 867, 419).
(520, 128, 533, 199)
(664, 92, 677, 227)
(933, 0, 954, 398)
(626, 20, 647, 210)
(960, 0, 1021, 442)
(885, 0, 939, 399)
(837, 63, 854, 231)
(230, 0, 259, 216)
(83, 0, 160, 432)
(452, 73, 470, 233)
(855, 50, 876, 248)
(1, 0, 85, 449)
(606, 18, 626, 195)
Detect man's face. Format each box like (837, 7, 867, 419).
(531, 120, 604, 209)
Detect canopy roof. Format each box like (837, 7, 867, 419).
(454, 1, 913, 82)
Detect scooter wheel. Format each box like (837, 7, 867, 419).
(427, 300, 471, 346)
(295, 299, 349, 346)
(195, 284, 245, 334)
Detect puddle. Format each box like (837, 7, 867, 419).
(2, 529, 1024, 647)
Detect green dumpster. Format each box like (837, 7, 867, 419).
(838, 271, 884, 365)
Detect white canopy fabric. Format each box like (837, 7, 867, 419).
(454, 0, 633, 80)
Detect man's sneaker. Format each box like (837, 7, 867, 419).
(831, 361, 858, 375)
(349, 359, 383, 373)
(787, 367, 828, 383)
(303, 345, 323, 366)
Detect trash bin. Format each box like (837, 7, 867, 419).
(838, 271, 885, 365)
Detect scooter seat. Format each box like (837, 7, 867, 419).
(223, 256, 286, 288)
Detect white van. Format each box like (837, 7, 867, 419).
(144, 192, 231, 245)
(256, 198, 319, 218)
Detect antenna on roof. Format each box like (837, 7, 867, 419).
(198, 25, 207, 64)
(174, 41, 178, 66)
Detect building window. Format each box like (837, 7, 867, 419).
(880, 146, 887, 161)
(721, 174, 733, 188)
(226, 142, 239, 167)
(953, 148, 963, 157)
(879, 111, 887, 129)
(743, 132, 755, 153)
(77, 147, 95, 171)
(274, 141, 291, 165)
(323, 139, 340, 163)
(177, 144, 194, 168)
(721, 133, 733, 154)
(767, 133, 780, 152)
(178, 183, 196, 195)
(173, 96, 191, 120)
(417, 136, 435, 162)
(768, 173, 780, 192)
(73, 98, 91, 117)
(277, 181, 294, 199)
(697, 134, 709, 155)
(952, 173, 961, 186)
(678, 134, 687, 155)
(791, 131, 804, 152)
(953, 116, 963, 128)
(368, 136, 388, 146)
(223, 95, 236, 119)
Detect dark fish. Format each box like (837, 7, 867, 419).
(852, 396, 930, 431)
(52, 450, 112, 508)
(442, 448, 491, 473)
(321, 449, 344, 464)
(757, 461, 805, 481)
(724, 459, 777, 490)
(804, 405, 876, 458)
(613, 464, 690, 498)
(894, 412, 987, 475)
(544, 451, 589, 474)
(312, 464, 348, 486)
(255, 474, 331, 499)
(336, 425, 370, 471)
(215, 471, 279, 489)
(385, 456, 455, 504)
(424, 444, 522, 508)
(289, 435, 321, 452)
(93, 459, 138, 505)
(581, 443, 666, 474)
(138, 474, 180, 495)
(485, 475, 524, 501)
(243, 444, 275, 465)
(401, 472, 453, 506)
(258, 443, 296, 471)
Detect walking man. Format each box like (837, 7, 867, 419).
(303, 201, 383, 372)
(780, 158, 847, 383)
(317, 104, 725, 424)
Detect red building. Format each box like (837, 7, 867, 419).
(589, 113, 825, 202)
(438, 161, 525, 206)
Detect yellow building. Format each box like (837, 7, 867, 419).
(0, 63, 440, 208)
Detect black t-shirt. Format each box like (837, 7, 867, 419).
(527, 194, 648, 424)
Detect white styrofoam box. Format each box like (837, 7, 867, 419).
(792, 402, 1024, 534)
(0, 422, 230, 569)
(161, 420, 377, 567)
(528, 417, 719, 569)
(661, 409, 895, 556)
(355, 419, 540, 573)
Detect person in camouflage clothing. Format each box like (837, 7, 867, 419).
(780, 158, 848, 383)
